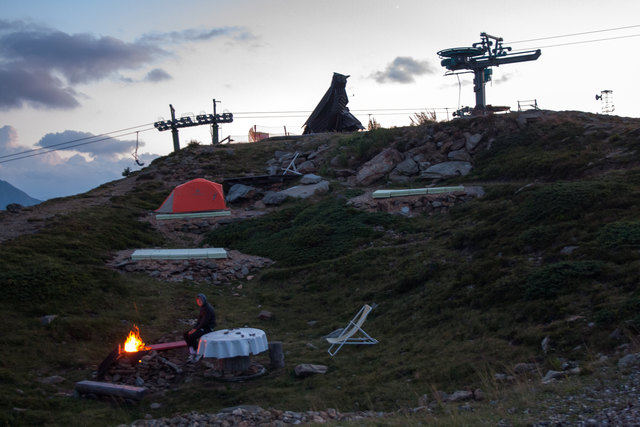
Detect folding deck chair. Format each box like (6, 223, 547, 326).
(326, 304, 378, 356)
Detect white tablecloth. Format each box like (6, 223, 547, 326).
(197, 328, 268, 359)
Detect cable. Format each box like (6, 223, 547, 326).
(0, 122, 156, 160)
(510, 24, 640, 44)
(512, 33, 640, 52)
(0, 127, 155, 164)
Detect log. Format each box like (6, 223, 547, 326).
(148, 340, 187, 351)
(268, 341, 285, 369)
(97, 347, 119, 380)
(75, 380, 147, 400)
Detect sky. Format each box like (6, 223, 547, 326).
(1, 0, 639, 201)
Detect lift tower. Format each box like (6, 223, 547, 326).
(438, 33, 541, 115)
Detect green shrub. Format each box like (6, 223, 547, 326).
(597, 221, 640, 247)
(514, 182, 613, 225)
(525, 260, 604, 299)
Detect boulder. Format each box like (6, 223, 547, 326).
(394, 158, 419, 176)
(448, 149, 471, 162)
(465, 133, 483, 151)
(227, 184, 257, 203)
(279, 181, 329, 199)
(262, 191, 289, 206)
(421, 161, 472, 179)
(355, 148, 404, 186)
(618, 353, 640, 373)
(297, 160, 316, 174)
(300, 174, 323, 185)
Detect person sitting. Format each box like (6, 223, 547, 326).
(183, 293, 216, 362)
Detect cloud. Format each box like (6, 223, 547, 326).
(493, 73, 514, 85)
(137, 26, 255, 45)
(0, 20, 251, 110)
(0, 125, 20, 155)
(0, 65, 80, 110)
(145, 68, 172, 82)
(35, 130, 141, 159)
(0, 126, 158, 200)
(371, 56, 436, 84)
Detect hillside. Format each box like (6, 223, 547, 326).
(2, 110, 640, 426)
(0, 179, 41, 210)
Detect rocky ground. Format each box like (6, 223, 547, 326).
(116, 353, 640, 426)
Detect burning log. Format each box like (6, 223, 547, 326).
(97, 324, 151, 380)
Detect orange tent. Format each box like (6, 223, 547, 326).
(156, 178, 227, 214)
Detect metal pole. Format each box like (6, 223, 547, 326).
(170, 104, 180, 152)
(211, 99, 220, 144)
(473, 68, 486, 113)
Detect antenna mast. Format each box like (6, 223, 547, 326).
(595, 90, 614, 114)
(438, 32, 541, 115)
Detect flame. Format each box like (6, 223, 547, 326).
(122, 325, 149, 353)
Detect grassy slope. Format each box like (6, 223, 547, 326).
(2, 112, 640, 425)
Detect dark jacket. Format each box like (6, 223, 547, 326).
(194, 293, 216, 331)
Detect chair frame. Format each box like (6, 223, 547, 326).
(327, 304, 378, 356)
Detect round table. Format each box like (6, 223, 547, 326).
(197, 327, 268, 359)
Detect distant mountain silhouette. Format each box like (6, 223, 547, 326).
(0, 179, 41, 210)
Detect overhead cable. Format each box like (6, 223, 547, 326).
(0, 122, 156, 161)
(0, 127, 155, 164)
(512, 33, 640, 52)
(510, 24, 640, 44)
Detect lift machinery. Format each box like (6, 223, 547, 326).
(438, 33, 541, 115)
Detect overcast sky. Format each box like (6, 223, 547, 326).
(1, 0, 639, 201)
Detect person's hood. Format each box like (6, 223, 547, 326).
(197, 293, 208, 305)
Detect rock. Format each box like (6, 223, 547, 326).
(421, 161, 472, 179)
(465, 133, 483, 151)
(450, 138, 466, 151)
(541, 336, 550, 354)
(135, 377, 145, 387)
(300, 174, 323, 185)
(513, 362, 538, 374)
(448, 390, 474, 402)
(227, 184, 257, 203)
(274, 151, 294, 162)
(494, 373, 515, 382)
(258, 310, 273, 320)
(618, 353, 640, 373)
(39, 375, 65, 384)
(41, 315, 58, 326)
(542, 370, 565, 383)
(394, 158, 419, 176)
(279, 181, 329, 199)
(6, 203, 23, 213)
(150, 402, 162, 409)
(297, 160, 316, 174)
(463, 186, 485, 198)
(294, 364, 328, 377)
(262, 191, 289, 205)
(560, 245, 579, 255)
(355, 148, 404, 186)
(432, 390, 449, 402)
(474, 389, 485, 401)
(417, 394, 429, 407)
(448, 149, 471, 161)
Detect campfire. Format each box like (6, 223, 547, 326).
(120, 324, 150, 354)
